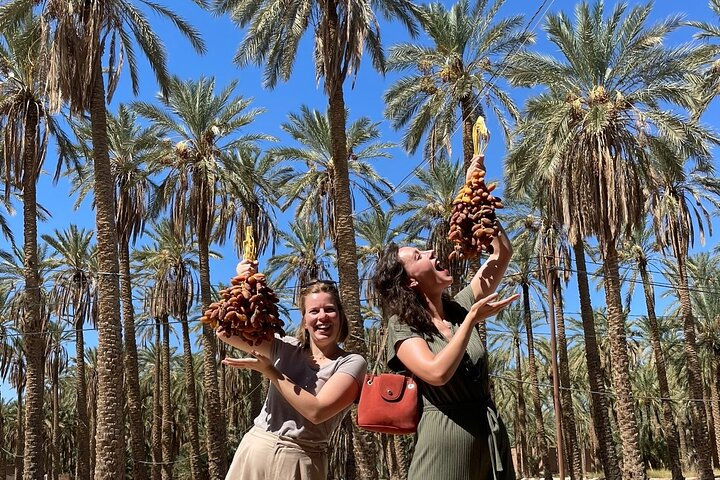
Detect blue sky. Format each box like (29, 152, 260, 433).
(2, 0, 719, 381)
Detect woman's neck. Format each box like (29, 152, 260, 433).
(423, 291, 445, 322)
(309, 342, 340, 360)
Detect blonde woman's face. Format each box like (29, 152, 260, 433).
(302, 292, 341, 346)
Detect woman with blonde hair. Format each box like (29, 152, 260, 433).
(219, 260, 366, 480)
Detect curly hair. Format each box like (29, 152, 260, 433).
(371, 243, 466, 336)
(296, 280, 349, 347)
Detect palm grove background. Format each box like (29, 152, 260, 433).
(1, 0, 720, 479)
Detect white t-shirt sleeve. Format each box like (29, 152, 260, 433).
(335, 353, 367, 388)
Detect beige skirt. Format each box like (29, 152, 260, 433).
(225, 427, 329, 480)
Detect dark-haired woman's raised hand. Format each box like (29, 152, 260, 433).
(464, 292, 520, 325)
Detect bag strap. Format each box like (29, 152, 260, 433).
(371, 325, 390, 376)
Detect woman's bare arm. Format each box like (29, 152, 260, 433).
(394, 293, 518, 385)
(223, 354, 360, 424)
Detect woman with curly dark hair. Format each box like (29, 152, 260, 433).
(371, 156, 519, 480)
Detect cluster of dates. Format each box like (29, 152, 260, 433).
(447, 168, 504, 261)
(201, 272, 284, 346)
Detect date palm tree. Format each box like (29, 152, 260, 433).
(140, 266, 176, 480)
(490, 303, 529, 476)
(42, 225, 98, 479)
(384, 0, 532, 168)
(0, 2, 206, 475)
(620, 226, 683, 479)
(502, 234, 551, 479)
(265, 219, 335, 300)
(214, 149, 289, 260)
(134, 220, 204, 480)
(210, 0, 417, 471)
(505, 3, 716, 477)
(0, 15, 76, 478)
(44, 320, 70, 480)
(688, 252, 720, 462)
(271, 105, 394, 244)
(0, 241, 55, 479)
(135, 75, 271, 476)
(355, 208, 402, 303)
(513, 210, 583, 479)
(68, 104, 164, 478)
(647, 154, 720, 478)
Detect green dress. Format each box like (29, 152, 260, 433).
(386, 286, 515, 480)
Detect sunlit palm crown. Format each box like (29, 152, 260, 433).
(213, 0, 417, 90)
(504, 1, 718, 246)
(395, 155, 463, 245)
(0, 0, 205, 113)
(133, 220, 199, 319)
(264, 218, 335, 301)
(270, 105, 394, 243)
(133, 76, 272, 243)
(0, 16, 76, 190)
(384, 0, 532, 157)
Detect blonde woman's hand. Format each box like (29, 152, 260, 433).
(222, 350, 276, 378)
(236, 259, 258, 277)
(464, 292, 520, 325)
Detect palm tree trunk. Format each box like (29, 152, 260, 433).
(90, 393, 97, 477)
(51, 355, 59, 480)
(638, 260, 683, 479)
(152, 321, 163, 480)
(521, 283, 551, 479)
(601, 241, 646, 480)
(514, 338, 528, 477)
(573, 241, 621, 478)
(89, 59, 125, 480)
(588, 409, 598, 473)
(553, 282, 583, 480)
(21, 105, 46, 480)
(703, 382, 718, 468)
(219, 353, 226, 417)
(322, 4, 376, 478)
(198, 234, 227, 479)
(713, 353, 720, 465)
(393, 434, 409, 480)
(119, 242, 149, 480)
(678, 417, 690, 469)
(75, 319, 90, 479)
(0, 397, 5, 480)
(249, 370, 264, 420)
(459, 97, 477, 172)
(674, 249, 714, 480)
(181, 312, 204, 480)
(161, 316, 173, 480)
(15, 385, 24, 480)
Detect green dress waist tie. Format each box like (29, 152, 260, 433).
(486, 406, 503, 480)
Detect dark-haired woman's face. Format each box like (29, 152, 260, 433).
(397, 247, 452, 293)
